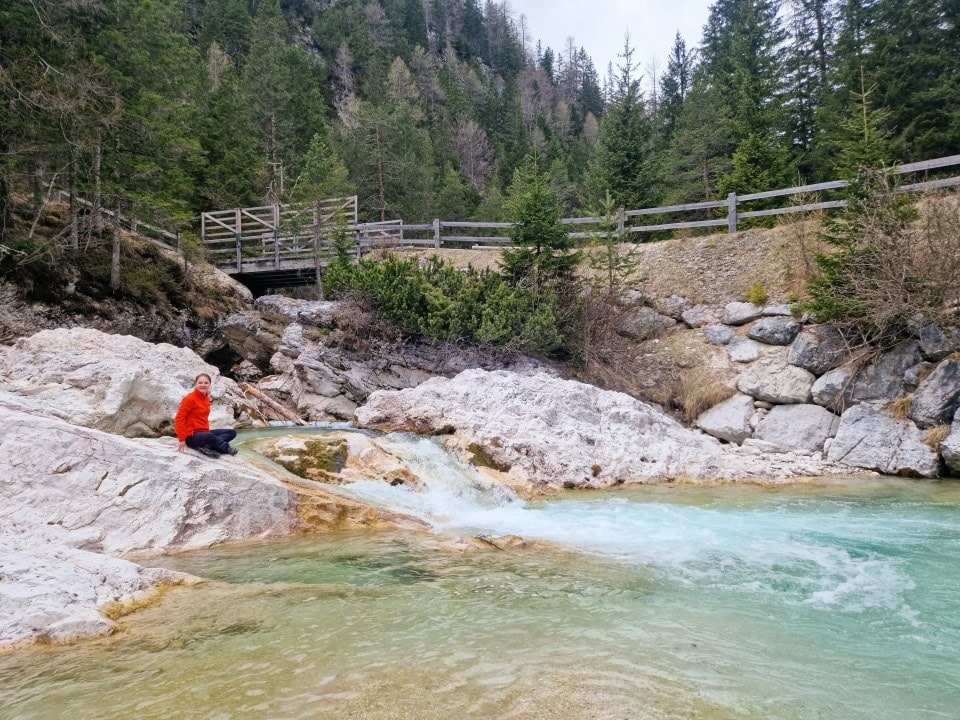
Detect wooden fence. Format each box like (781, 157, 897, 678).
(195, 154, 960, 274)
(379, 154, 960, 249)
(52, 190, 180, 251)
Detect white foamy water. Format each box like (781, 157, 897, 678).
(339, 435, 931, 614)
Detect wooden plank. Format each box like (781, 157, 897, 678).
(895, 155, 960, 174)
(740, 200, 847, 219)
(625, 200, 728, 216)
(897, 176, 960, 193)
(441, 221, 512, 229)
(738, 180, 848, 202)
(629, 218, 728, 233)
(561, 216, 604, 225)
(240, 208, 276, 231)
(441, 235, 514, 244)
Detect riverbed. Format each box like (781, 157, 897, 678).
(1, 433, 958, 720)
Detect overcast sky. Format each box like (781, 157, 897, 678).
(507, 0, 712, 84)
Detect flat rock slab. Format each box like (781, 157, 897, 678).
(755, 403, 840, 453)
(681, 305, 722, 328)
(728, 337, 760, 363)
(826, 403, 939, 477)
(703, 324, 735, 346)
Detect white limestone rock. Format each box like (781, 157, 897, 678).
(755, 403, 840, 453)
(762, 304, 795, 317)
(0, 328, 236, 437)
(827, 403, 940, 477)
(354, 369, 850, 488)
(0, 518, 196, 647)
(737, 360, 815, 404)
(696, 393, 755, 444)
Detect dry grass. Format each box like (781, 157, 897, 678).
(673, 366, 737, 423)
(883, 396, 914, 421)
(923, 424, 952, 449)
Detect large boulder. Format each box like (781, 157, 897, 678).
(909, 358, 960, 429)
(941, 410, 960, 474)
(748, 317, 802, 346)
(354, 369, 849, 489)
(616, 306, 677, 340)
(755, 404, 840, 453)
(737, 360, 815, 404)
(254, 295, 339, 328)
(811, 365, 855, 409)
(723, 302, 763, 326)
(0, 328, 235, 437)
(826, 403, 940, 477)
(696, 393, 755, 444)
(788, 325, 847, 375)
(845, 341, 923, 406)
(917, 323, 960, 362)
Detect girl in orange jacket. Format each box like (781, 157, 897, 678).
(175, 373, 238, 458)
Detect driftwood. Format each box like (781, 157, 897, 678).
(239, 382, 307, 426)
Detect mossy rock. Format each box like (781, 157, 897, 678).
(275, 438, 349, 482)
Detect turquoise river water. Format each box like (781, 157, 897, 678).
(1, 431, 959, 719)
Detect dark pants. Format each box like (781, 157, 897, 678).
(186, 429, 237, 454)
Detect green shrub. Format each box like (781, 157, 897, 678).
(746, 282, 769, 305)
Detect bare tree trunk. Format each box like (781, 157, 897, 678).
(313, 200, 324, 300)
(110, 202, 121, 291)
(69, 153, 79, 251)
(375, 123, 386, 222)
(92, 132, 102, 233)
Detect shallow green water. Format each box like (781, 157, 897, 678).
(2, 439, 959, 719)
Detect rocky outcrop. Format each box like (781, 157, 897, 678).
(223, 297, 548, 422)
(826, 403, 939, 477)
(355, 369, 852, 490)
(0, 383, 422, 648)
(844, 342, 923, 406)
(0, 328, 236, 437)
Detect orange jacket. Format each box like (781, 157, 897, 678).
(174, 389, 210, 441)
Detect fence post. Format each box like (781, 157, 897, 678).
(235, 207, 242, 272)
(617, 208, 626, 239)
(433, 219, 441, 248)
(727, 192, 738, 233)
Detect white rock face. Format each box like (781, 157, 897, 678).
(0, 518, 196, 647)
(0, 328, 236, 437)
(737, 360, 815, 404)
(355, 369, 851, 488)
(755, 404, 840, 453)
(696, 393, 755, 444)
(826, 403, 940, 477)
(942, 410, 960, 474)
(0, 391, 421, 647)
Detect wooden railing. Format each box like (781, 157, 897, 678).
(52, 190, 181, 251)
(196, 154, 960, 274)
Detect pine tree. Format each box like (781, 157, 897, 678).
(657, 32, 694, 142)
(583, 35, 657, 209)
(500, 155, 579, 290)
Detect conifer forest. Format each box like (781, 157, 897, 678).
(2, 0, 959, 242)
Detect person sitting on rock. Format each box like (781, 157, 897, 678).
(175, 373, 238, 458)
